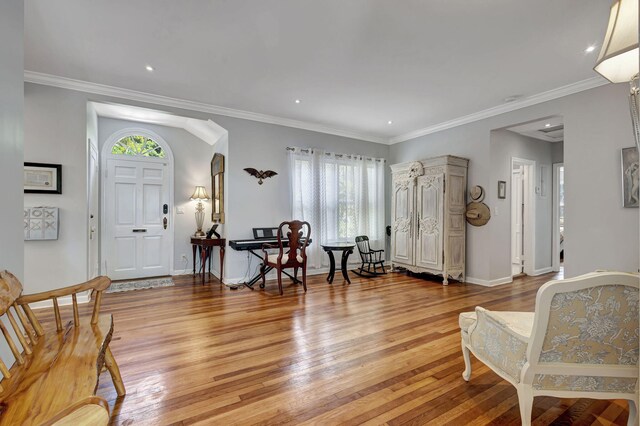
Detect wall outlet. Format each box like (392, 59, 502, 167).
(176, 207, 184, 214)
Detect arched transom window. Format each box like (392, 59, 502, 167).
(111, 135, 166, 158)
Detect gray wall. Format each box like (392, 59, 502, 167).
(0, 1, 24, 281)
(489, 130, 562, 279)
(551, 141, 564, 165)
(0, 0, 24, 370)
(23, 83, 390, 289)
(390, 83, 638, 281)
(219, 116, 390, 282)
(24, 85, 91, 293)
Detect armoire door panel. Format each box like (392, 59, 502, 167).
(391, 181, 414, 264)
(415, 174, 444, 270)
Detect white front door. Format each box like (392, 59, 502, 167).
(105, 158, 171, 280)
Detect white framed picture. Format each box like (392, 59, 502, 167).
(24, 162, 62, 194)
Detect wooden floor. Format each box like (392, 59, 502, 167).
(40, 271, 631, 425)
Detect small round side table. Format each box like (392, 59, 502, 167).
(321, 243, 355, 284)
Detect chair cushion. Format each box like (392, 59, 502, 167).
(267, 254, 303, 264)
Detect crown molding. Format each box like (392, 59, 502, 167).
(388, 76, 609, 144)
(25, 71, 609, 146)
(24, 71, 387, 144)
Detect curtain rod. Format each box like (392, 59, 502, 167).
(285, 146, 385, 162)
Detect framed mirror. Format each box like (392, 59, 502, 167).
(211, 153, 225, 223)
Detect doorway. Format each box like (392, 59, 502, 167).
(552, 163, 564, 272)
(511, 157, 536, 278)
(101, 130, 174, 281)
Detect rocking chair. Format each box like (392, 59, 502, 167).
(353, 235, 387, 277)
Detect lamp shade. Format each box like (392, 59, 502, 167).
(594, 0, 639, 83)
(190, 186, 210, 201)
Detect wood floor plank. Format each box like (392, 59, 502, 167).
(33, 270, 632, 425)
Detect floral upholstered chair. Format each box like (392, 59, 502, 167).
(459, 271, 639, 426)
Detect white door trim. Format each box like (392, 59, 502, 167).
(100, 128, 175, 277)
(87, 140, 100, 280)
(511, 157, 536, 277)
(552, 163, 564, 272)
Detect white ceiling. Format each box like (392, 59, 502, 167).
(507, 116, 564, 142)
(25, 1, 611, 143)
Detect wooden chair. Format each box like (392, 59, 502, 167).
(0, 270, 125, 425)
(353, 235, 386, 277)
(459, 271, 639, 426)
(260, 220, 311, 295)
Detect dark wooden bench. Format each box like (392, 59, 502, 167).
(0, 270, 125, 425)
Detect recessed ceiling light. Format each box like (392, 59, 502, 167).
(585, 45, 596, 53)
(545, 123, 551, 127)
(295, 99, 301, 104)
(388, 120, 393, 125)
(145, 65, 154, 72)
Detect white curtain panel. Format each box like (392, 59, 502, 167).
(288, 147, 385, 269)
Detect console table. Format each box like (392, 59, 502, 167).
(191, 237, 225, 284)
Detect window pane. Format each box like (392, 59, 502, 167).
(111, 136, 165, 158)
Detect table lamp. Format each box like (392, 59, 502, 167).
(190, 186, 210, 237)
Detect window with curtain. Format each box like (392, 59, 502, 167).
(288, 147, 385, 268)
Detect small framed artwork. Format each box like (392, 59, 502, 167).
(24, 163, 62, 194)
(497, 180, 507, 199)
(621, 146, 639, 208)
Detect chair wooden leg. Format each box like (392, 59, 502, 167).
(277, 269, 283, 295)
(302, 266, 307, 292)
(516, 386, 533, 426)
(104, 347, 126, 397)
(294, 267, 298, 283)
(461, 340, 472, 381)
(260, 263, 266, 288)
(628, 398, 638, 426)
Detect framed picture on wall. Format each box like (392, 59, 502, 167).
(497, 180, 506, 199)
(24, 163, 62, 194)
(621, 146, 639, 208)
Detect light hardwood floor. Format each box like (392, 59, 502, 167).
(37, 270, 632, 425)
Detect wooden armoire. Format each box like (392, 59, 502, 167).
(390, 155, 469, 285)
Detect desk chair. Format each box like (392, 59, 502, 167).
(260, 220, 311, 295)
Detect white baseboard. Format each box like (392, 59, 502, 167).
(172, 269, 193, 276)
(465, 276, 513, 287)
(29, 291, 92, 310)
(531, 267, 553, 276)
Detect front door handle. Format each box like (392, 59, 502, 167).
(163, 217, 168, 230)
(132, 229, 147, 233)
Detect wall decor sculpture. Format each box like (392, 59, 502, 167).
(24, 207, 59, 240)
(244, 168, 278, 185)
